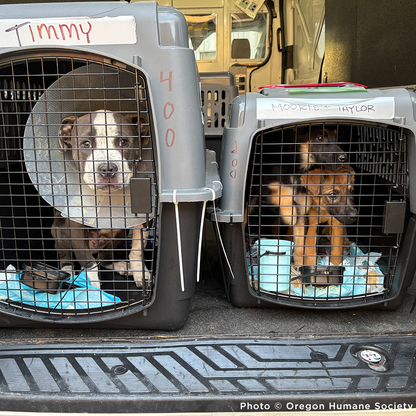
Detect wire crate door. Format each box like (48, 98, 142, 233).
(246, 122, 408, 305)
(0, 53, 159, 320)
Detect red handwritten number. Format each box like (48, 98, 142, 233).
(165, 129, 175, 147)
(230, 141, 238, 178)
(163, 102, 174, 120)
(160, 72, 175, 147)
(160, 71, 172, 92)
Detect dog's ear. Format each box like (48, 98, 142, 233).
(347, 165, 355, 175)
(300, 170, 322, 186)
(300, 174, 308, 186)
(323, 127, 338, 141)
(124, 114, 149, 143)
(300, 174, 322, 199)
(337, 165, 356, 184)
(296, 126, 309, 139)
(346, 166, 355, 185)
(139, 116, 149, 138)
(58, 116, 76, 149)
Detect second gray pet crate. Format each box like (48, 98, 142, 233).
(200, 72, 238, 156)
(215, 84, 416, 310)
(0, 1, 221, 328)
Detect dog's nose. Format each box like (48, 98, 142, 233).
(343, 207, 358, 224)
(338, 153, 348, 163)
(98, 163, 118, 178)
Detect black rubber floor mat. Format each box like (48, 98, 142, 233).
(0, 336, 415, 413)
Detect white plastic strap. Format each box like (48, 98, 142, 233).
(204, 184, 235, 280)
(173, 190, 185, 292)
(196, 200, 207, 283)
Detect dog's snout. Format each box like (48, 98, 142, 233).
(338, 153, 348, 163)
(336, 206, 358, 225)
(98, 163, 118, 178)
(347, 207, 358, 223)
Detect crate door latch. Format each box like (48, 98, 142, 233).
(130, 177, 152, 214)
(383, 201, 406, 234)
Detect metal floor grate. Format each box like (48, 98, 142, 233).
(0, 337, 414, 412)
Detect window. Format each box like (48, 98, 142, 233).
(231, 12, 268, 60)
(185, 14, 217, 61)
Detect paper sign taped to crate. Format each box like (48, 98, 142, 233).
(257, 97, 395, 120)
(1, 17, 136, 48)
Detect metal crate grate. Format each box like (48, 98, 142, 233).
(246, 121, 408, 304)
(0, 52, 158, 320)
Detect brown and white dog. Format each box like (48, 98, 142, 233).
(51, 109, 152, 289)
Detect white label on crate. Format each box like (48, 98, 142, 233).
(0, 17, 136, 48)
(257, 97, 395, 120)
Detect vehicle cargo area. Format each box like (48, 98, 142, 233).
(1, 0, 416, 414)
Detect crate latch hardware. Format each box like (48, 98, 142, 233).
(383, 200, 406, 234)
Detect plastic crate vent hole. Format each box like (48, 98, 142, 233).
(202, 89, 229, 129)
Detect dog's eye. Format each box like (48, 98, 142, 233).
(317, 135, 324, 141)
(328, 193, 338, 200)
(119, 138, 128, 147)
(82, 141, 91, 148)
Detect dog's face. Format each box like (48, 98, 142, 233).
(300, 166, 358, 224)
(58, 110, 149, 192)
(297, 126, 347, 172)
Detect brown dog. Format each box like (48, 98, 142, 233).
(248, 125, 348, 234)
(292, 165, 357, 285)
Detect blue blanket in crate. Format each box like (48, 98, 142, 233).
(0, 265, 121, 309)
(249, 242, 385, 297)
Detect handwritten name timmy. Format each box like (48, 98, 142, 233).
(257, 98, 395, 120)
(6, 21, 92, 47)
(1, 17, 137, 48)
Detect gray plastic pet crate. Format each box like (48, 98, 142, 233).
(0, 1, 221, 328)
(215, 84, 416, 310)
(200, 72, 238, 156)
